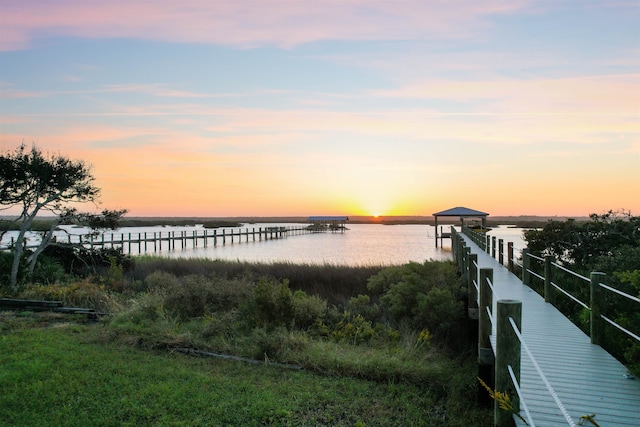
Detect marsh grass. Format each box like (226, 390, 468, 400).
(130, 257, 383, 305)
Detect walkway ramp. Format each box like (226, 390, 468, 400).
(461, 235, 640, 427)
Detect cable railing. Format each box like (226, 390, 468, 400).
(451, 226, 638, 426)
(464, 226, 640, 348)
(508, 317, 576, 427)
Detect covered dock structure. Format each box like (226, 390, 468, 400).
(433, 207, 489, 247)
(307, 216, 349, 232)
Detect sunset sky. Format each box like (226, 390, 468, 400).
(1, 1, 638, 217)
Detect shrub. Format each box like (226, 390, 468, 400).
(367, 261, 465, 338)
(330, 312, 377, 345)
(115, 292, 166, 326)
(42, 245, 133, 278)
(160, 274, 254, 321)
(144, 270, 180, 291)
(346, 294, 380, 320)
(292, 290, 327, 329)
(30, 255, 66, 285)
(162, 275, 212, 319)
(247, 277, 295, 329)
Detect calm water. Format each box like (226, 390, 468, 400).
(2, 223, 527, 266)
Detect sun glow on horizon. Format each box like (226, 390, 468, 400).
(1, 2, 638, 218)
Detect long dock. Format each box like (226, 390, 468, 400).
(453, 228, 640, 426)
(2, 225, 338, 255)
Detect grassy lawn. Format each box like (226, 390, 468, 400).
(0, 314, 485, 426)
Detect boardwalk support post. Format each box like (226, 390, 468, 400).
(463, 247, 471, 283)
(521, 249, 530, 287)
(456, 236, 465, 274)
(498, 239, 504, 265)
(507, 242, 514, 273)
(477, 267, 494, 407)
(495, 299, 522, 427)
(544, 255, 555, 305)
(468, 253, 478, 319)
(590, 272, 606, 345)
(478, 268, 494, 365)
(492, 236, 497, 258)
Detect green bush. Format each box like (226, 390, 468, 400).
(292, 290, 327, 329)
(162, 275, 212, 319)
(42, 245, 133, 278)
(367, 261, 464, 337)
(144, 270, 180, 292)
(30, 255, 66, 285)
(119, 292, 166, 326)
(346, 294, 380, 320)
(155, 273, 253, 321)
(330, 312, 376, 345)
(247, 277, 295, 329)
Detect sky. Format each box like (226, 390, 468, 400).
(1, 0, 639, 218)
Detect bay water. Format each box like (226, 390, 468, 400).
(2, 223, 527, 266)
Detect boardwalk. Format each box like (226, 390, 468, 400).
(460, 234, 640, 427)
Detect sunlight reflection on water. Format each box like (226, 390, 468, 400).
(2, 223, 527, 266)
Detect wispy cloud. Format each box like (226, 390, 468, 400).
(372, 74, 640, 115)
(0, 0, 532, 51)
(0, 83, 236, 100)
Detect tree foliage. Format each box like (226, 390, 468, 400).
(524, 210, 639, 267)
(0, 144, 126, 290)
(524, 210, 640, 375)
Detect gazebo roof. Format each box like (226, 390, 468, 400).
(432, 207, 489, 217)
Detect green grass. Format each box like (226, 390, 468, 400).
(0, 314, 489, 426)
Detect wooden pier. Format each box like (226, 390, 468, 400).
(452, 227, 640, 426)
(2, 225, 325, 255)
(89, 226, 316, 255)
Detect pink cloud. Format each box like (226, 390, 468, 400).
(373, 74, 640, 116)
(0, 0, 532, 51)
(0, 83, 232, 100)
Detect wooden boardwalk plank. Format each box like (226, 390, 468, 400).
(462, 235, 640, 427)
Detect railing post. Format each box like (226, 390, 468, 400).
(451, 230, 457, 260)
(468, 253, 478, 319)
(457, 237, 465, 274)
(457, 233, 463, 262)
(478, 268, 494, 365)
(462, 247, 471, 284)
(486, 235, 491, 254)
(454, 235, 460, 271)
(544, 255, 555, 305)
(590, 272, 606, 345)
(491, 236, 497, 259)
(507, 242, 514, 272)
(498, 239, 504, 265)
(521, 249, 530, 287)
(495, 299, 522, 427)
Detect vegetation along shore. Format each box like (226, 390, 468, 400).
(1, 256, 492, 426)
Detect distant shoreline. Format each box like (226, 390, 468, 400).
(2, 215, 590, 229)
